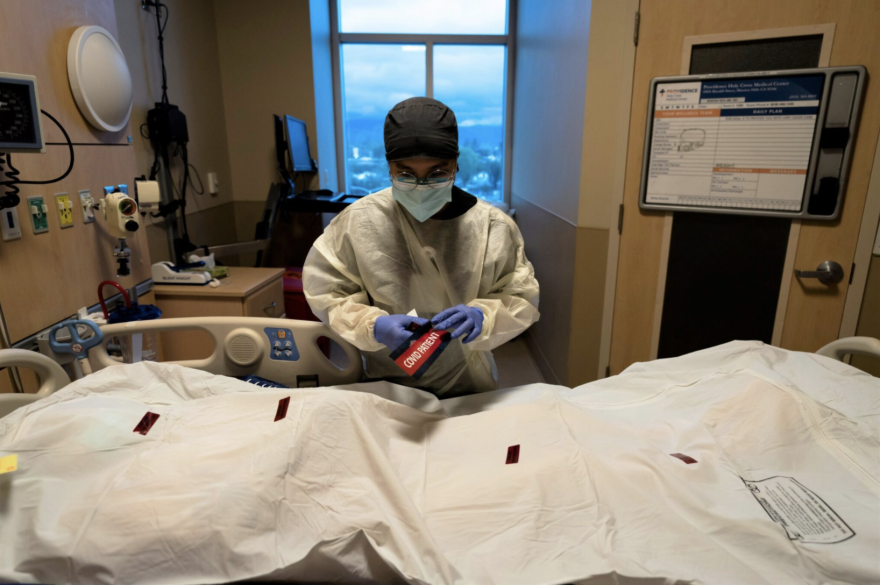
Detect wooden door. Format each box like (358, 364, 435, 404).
(610, 0, 880, 374)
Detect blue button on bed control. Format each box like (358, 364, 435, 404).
(264, 327, 299, 361)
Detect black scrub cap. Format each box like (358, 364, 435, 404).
(384, 97, 459, 162)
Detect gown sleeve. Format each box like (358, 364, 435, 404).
(303, 224, 388, 353)
(465, 214, 540, 352)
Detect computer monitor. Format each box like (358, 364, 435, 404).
(284, 115, 316, 172)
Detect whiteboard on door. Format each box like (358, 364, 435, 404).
(638, 67, 865, 220)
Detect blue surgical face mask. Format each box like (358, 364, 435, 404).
(391, 182, 454, 222)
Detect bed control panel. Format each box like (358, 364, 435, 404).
(264, 327, 299, 361)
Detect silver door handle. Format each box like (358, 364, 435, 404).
(795, 260, 844, 285)
(263, 301, 277, 315)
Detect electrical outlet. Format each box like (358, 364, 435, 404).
(26, 195, 49, 234)
(79, 190, 96, 223)
(0, 208, 22, 241)
(55, 193, 74, 228)
(207, 172, 219, 194)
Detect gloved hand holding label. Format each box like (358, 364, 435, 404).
(375, 314, 429, 351)
(388, 321, 451, 380)
(431, 305, 484, 344)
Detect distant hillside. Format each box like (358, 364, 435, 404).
(345, 116, 503, 155)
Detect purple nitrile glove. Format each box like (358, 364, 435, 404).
(431, 305, 484, 344)
(374, 314, 429, 350)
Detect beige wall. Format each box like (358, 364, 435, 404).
(512, 0, 636, 386)
(568, 227, 610, 384)
(144, 204, 239, 267)
(511, 0, 591, 385)
(571, 0, 638, 385)
(512, 0, 591, 225)
(214, 0, 320, 203)
(115, 0, 236, 261)
(513, 197, 577, 385)
(578, 0, 637, 231)
(852, 255, 880, 376)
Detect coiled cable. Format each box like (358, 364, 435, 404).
(0, 109, 75, 210)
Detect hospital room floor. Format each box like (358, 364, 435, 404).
(494, 337, 544, 387)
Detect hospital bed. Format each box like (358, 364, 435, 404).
(0, 318, 878, 584)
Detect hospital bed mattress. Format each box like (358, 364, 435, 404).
(0, 341, 878, 584)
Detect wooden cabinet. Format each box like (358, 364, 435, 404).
(153, 267, 285, 362)
(243, 278, 285, 319)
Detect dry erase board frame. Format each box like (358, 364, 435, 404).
(638, 66, 866, 220)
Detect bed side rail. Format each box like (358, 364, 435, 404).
(816, 336, 880, 362)
(0, 349, 71, 398)
(90, 317, 363, 388)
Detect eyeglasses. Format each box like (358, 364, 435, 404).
(390, 170, 454, 191)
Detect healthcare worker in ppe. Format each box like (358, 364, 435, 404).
(303, 97, 540, 396)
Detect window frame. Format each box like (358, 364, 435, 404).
(329, 0, 517, 204)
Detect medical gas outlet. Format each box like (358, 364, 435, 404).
(26, 195, 49, 234)
(55, 193, 74, 228)
(79, 190, 96, 223)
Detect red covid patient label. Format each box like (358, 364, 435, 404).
(389, 322, 451, 380)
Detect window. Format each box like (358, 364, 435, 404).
(331, 0, 514, 203)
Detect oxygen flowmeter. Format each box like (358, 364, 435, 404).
(100, 185, 139, 277)
(100, 185, 140, 238)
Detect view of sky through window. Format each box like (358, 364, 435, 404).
(341, 44, 426, 195)
(338, 0, 509, 201)
(434, 45, 506, 200)
(339, 0, 507, 35)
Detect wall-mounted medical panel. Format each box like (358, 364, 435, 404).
(639, 66, 866, 220)
(0, 0, 152, 350)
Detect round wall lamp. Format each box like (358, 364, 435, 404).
(67, 25, 133, 132)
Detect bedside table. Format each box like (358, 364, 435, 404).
(152, 267, 285, 361)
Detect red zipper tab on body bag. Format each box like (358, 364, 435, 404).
(133, 412, 160, 435)
(506, 445, 520, 464)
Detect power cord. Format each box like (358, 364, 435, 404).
(143, 0, 170, 104)
(143, 0, 169, 181)
(175, 143, 190, 235)
(187, 161, 205, 195)
(0, 154, 19, 210)
(0, 109, 74, 210)
(142, 0, 205, 264)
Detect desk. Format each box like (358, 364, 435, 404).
(153, 267, 285, 361)
(281, 192, 363, 214)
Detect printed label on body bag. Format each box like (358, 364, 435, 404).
(742, 476, 855, 544)
(389, 321, 451, 380)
